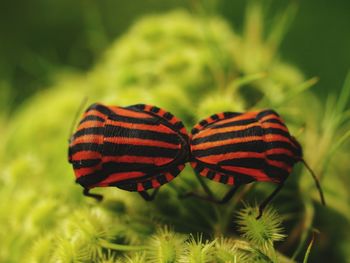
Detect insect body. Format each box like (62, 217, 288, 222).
(68, 103, 189, 200)
(188, 109, 325, 218)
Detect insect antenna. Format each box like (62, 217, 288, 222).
(300, 158, 326, 206)
(68, 96, 88, 144)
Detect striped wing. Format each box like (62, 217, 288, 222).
(190, 109, 300, 186)
(75, 104, 188, 191)
(69, 103, 110, 188)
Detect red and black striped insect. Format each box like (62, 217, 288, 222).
(185, 109, 325, 218)
(68, 103, 189, 201)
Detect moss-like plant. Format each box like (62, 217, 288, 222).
(1, 2, 350, 263)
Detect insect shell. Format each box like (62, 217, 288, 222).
(68, 103, 190, 200)
(190, 109, 302, 186)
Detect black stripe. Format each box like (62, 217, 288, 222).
(112, 162, 183, 188)
(79, 115, 105, 124)
(199, 119, 208, 127)
(104, 125, 179, 144)
(163, 112, 173, 120)
(157, 174, 168, 184)
(193, 140, 265, 157)
(194, 165, 204, 174)
(211, 118, 257, 129)
(207, 171, 215, 180)
(150, 106, 160, 113)
(76, 170, 106, 188)
(265, 165, 289, 179)
(220, 169, 256, 185)
(86, 103, 111, 116)
(103, 161, 158, 173)
(113, 182, 137, 191)
(74, 127, 104, 138)
(174, 121, 184, 130)
(267, 154, 296, 166)
(192, 126, 263, 145)
(108, 113, 157, 125)
(219, 157, 265, 169)
(70, 143, 102, 155)
(261, 118, 286, 127)
(70, 159, 100, 169)
(170, 165, 182, 176)
(265, 142, 299, 155)
(264, 128, 290, 138)
(257, 109, 279, 119)
(211, 114, 219, 120)
(223, 112, 241, 118)
(143, 180, 152, 189)
(192, 160, 255, 184)
(220, 175, 229, 184)
(126, 104, 146, 111)
(103, 143, 178, 158)
(191, 128, 199, 135)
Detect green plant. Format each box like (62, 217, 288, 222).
(1, 2, 350, 262)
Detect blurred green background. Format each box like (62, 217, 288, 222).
(1, 0, 349, 111)
(1, 1, 350, 262)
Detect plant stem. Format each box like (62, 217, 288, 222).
(99, 239, 147, 251)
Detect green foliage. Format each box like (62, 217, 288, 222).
(1, 2, 350, 263)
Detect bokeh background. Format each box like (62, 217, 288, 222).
(0, 0, 350, 262)
(1, 0, 349, 111)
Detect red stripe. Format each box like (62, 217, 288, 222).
(190, 161, 198, 169)
(265, 159, 292, 172)
(109, 106, 153, 119)
(74, 165, 101, 178)
(200, 167, 210, 177)
(221, 166, 272, 182)
(180, 127, 187, 136)
(104, 137, 179, 149)
(266, 148, 294, 156)
(71, 135, 104, 146)
(144, 105, 153, 111)
(98, 171, 145, 186)
(191, 136, 262, 151)
(262, 122, 289, 132)
(227, 176, 234, 185)
(177, 164, 185, 171)
(137, 183, 145, 191)
(213, 173, 221, 182)
(152, 179, 161, 188)
(83, 110, 107, 120)
(164, 172, 174, 182)
(264, 134, 293, 143)
(197, 152, 265, 164)
(158, 108, 167, 117)
(260, 115, 284, 123)
(194, 122, 260, 139)
(77, 121, 104, 131)
(213, 111, 258, 126)
(71, 151, 101, 161)
(103, 155, 173, 166)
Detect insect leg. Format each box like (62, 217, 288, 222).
(181, 185, 240, 204)
(139, 188, 159, 201)
(83, 188, 103, 201)
(218, 185, 240, 204)
(256, 182, 285, 219)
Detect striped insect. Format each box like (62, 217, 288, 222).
(68, 103, 189, 201)
(185, 109, 325, 218)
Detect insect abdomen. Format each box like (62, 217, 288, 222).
(69, 103, 189, 192)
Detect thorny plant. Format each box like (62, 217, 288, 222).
(1, 1, 350, 263)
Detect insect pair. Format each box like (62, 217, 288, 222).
(68, 103, 325, 218)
